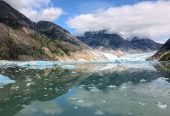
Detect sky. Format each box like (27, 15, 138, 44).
(4, 0, 170, 43)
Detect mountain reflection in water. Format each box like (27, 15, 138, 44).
(0, 62, 169, 116)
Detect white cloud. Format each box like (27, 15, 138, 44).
(4, 0, 63, 22)
(21, 7, 63, 22)
(67, 1, 170, 43)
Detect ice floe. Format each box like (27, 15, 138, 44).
(0, 61, 60, 69)
(0, 74, 15, 86)
(156, 102, 168, 109)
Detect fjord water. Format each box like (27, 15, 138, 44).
(0, 62, 170, 116)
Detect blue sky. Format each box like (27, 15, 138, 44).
(5, 0, 170, 43)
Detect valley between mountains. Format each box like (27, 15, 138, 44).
(0, 0, 169, 62)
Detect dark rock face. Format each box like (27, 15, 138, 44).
(0, 0, 36, 29)
(157, 39, 170, 53)
(151, 39, 170, 61)
(36, 21, 70, 37)
(36, 21, 88, 49)
(78, 30, 162, 52)
(130, 37, 162, 51)
(78, 31, 130, 50)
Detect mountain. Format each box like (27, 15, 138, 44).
(77, 30, 162, 52)
(0, 0, 36, 29)
(36, 21, 88, 50)
(151, 39, 170, 61)
(0, 0, 104, 61)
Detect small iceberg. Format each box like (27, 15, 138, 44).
(0, 74, 16, 86)
(156, 102, 167, 109)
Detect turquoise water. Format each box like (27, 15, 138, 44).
(0, 62, 170, 116)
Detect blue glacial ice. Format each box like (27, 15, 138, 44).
(0, 74, 16, 86)
(100, 51, 156, 62)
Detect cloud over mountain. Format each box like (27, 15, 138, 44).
(67, 1, 170, 43)
(5, 0, 63, 22)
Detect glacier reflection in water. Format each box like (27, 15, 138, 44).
(0, 62, 169, 116)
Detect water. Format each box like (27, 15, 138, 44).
(0, 62, 170, 116)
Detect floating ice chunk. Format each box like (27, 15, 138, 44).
(124, 94, 127, 97)
(26, 82, 33, 87)
(121, 86, 127, 89)
(61, 65, 76, 69)
(77, 100, 84, 103)
(90, 87, 100, 92)
(120, 83, 129, 90)
(74, 106, 78, 109)
(69, 97, 78, 101)
(26, 78, 32, 82)
(107, 85, 116, 89)
(102, 100, 107, 103)
(138, 102, 146, 106)
(159, 77, 169, 81)
(80, 85, 86, 87)
(71, 71, 77, 74)
(156, 102, 167, 109)
(0, 74, 15, 86)
(94, 109, 104, 115)
(128, 112, 133, 115)
(11, 86, 19, 90)
(140, 79, 147, 83)
(44, 94, 48, 97)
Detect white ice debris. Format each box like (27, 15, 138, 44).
(94, 109, 104, 115)
(107, 85, 116, 89)
(77, 100, 84, 103)
(156, 102, 167, 109)
(74, 106, 78, 109)
(138, 102, 146, 106)
(120, 83, 130, 90)
(140, 79, 147, 83)
(69, 97, 78, 101)
(26, 82, 33, 87)
(61, 65, 76, 69)
(0, 61, 60, 69)
(90, 87, 100, 92)
(0, 74, 15, 86)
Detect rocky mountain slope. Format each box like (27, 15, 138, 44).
(77, 30, 162, 52)
(0, 0, 107, 61)
(151, 39, 170, 61)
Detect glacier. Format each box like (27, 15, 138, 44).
(100, 51, 156, 62)
(0, 52, 156, 69)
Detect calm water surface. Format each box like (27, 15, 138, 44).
(0, 62, 170, 116)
